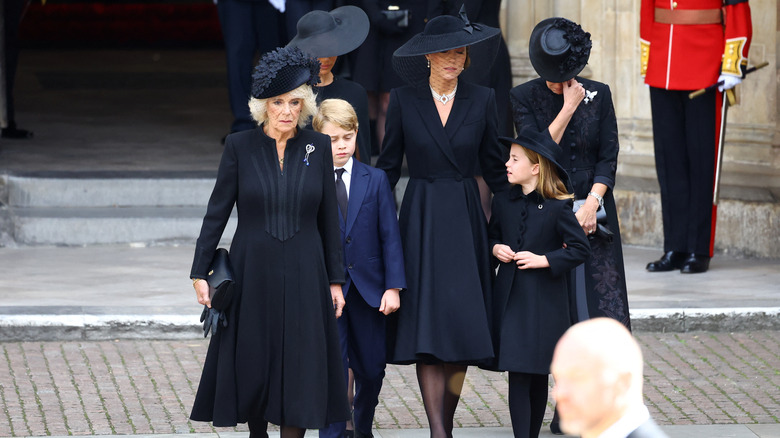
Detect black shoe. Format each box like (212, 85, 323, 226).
(646, 251, 686, 272)
(343, 431, 354, 438)
(680, 253, 710, 273)
(1, 127, 33, 139)
(353, 430, 372, 438)
(550, 408, 563, 435)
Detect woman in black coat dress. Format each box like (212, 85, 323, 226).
(190, 47, 349, 438)
(287, 5, 374, 164)
(375, 11, 506, 438)
(510, 18, 631, 330)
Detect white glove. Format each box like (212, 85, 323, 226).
(718, 74, 742, 92)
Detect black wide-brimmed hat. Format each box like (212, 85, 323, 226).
(287, 6, 369, 58)
(251, 46, 321, 99)
(500, 128, 569, 187)
(529, 17, 592, 83)
(392, 6, 501, 86)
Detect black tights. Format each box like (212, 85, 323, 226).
(416, 362, 467, 438)
(249, 419, 305, 438)
(508, 372, 548, 438)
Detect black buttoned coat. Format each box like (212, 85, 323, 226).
(376, 81, 507, 364)
(487, 187, 590, 374)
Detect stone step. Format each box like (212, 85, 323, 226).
(8, 206, 236, 245)
(5, 174, 216, 208)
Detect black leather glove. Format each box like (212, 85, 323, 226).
(374, 13, 405, 35)
(200, 306, 228, 338)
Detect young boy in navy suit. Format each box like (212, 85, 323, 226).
(314, 99, 407, 438)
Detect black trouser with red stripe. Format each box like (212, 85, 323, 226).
(649, 87, 721, 257)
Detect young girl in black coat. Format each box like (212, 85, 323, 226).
(488, 129, 591, 438)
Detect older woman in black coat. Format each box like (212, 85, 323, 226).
(190, 47, 349, 438)
(375, 9, 507, 438)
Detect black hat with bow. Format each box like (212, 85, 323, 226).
(392, 6, 501, 86)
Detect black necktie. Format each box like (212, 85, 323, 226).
(335, 168, 348, 221)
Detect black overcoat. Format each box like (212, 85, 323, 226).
(487, 187, 590, 374)
(376, 81, 507, 364)
(189, 126, 350, 428)
(510, 77, 631, 329)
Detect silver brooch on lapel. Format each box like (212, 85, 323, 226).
(303, 144, 315, 166)
(584, 89, 598, 104)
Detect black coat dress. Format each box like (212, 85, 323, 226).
(376, 81, 507, 364)
(312, 76, 372, 164)
(510, 77, 631, 330)
(487, 187, 590, 374)
(189, 127, 349, 428)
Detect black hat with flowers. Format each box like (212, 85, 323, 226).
(499, 128, 570, 187)
(529, 17, 592, 83)
(392, 5, 501, 86)
(287, 5, 369, 58)
(251, 46, 321, 99)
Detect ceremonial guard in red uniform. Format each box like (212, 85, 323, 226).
(641, 0, 752, 273)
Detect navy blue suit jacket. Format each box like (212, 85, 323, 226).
(339, 160, 406, 308)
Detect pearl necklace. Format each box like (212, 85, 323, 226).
(430, 84, 457, 105)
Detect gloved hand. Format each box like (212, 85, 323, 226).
(374, 13, 404, 35)
(200, 305, 228, 337)
(718, 74, 742, 92)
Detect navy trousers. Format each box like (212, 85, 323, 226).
(320, 284, 387, 437)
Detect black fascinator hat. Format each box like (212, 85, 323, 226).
(392, 5, 501, 86)
(287, 6, 369, 58)
(251, 46, 321, 99)
(500, 128, 569, 187)
(529, 17, 592, 83)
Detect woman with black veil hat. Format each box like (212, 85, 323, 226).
(375, 8, 507, 438)
(287, 5, 373, 165)
(189, 46, 349, 438)
(509, 18, 631, 432)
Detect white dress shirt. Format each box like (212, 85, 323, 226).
(334, 157, 354, 199)
(598, 404, 651, 438)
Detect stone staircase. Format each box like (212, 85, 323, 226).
(0, 173, 236, 246)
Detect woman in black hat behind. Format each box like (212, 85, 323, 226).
(375, 8, 507, 438)
(509, 17, 630, 433)
(288, 5, 374, 164)
(189, 46, 349, 438)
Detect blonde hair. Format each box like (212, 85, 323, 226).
(521, 146, 572, 200)
(248, 84, 318, 128)
(312, 99, 359, 133)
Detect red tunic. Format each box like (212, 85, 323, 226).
(640, 0, 752, 90)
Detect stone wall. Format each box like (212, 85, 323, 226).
(500, 0, 779, 258)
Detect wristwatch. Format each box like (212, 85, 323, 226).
(588, 191, 604, 208)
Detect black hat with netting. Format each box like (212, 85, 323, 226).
(392, 6, 501, 86)
(251, 46, 321, 99)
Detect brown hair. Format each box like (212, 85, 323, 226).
(521, 146, 572, 200)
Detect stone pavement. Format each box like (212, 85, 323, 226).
(0, 333, 778, 438)
(0, 245, 779, 437)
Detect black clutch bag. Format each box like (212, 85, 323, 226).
(207, 248, 235, 311)
(572, 199, 613, 242)
(381, 8, 409, 28)
(200, 248, 235, 337)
